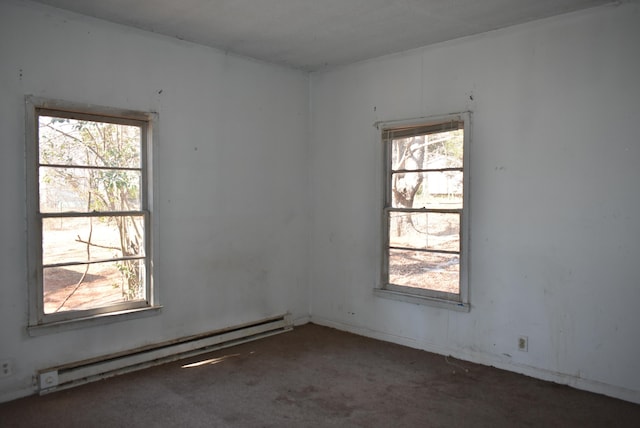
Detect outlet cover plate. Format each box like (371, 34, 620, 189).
(518, 336, 529, 352)
(0, 360, 12, 378)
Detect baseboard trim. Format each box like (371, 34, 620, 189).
(310, 316, 640, 405)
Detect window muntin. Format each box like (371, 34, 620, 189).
(382, 114, 469, 304)
(27, 100, 155, 325)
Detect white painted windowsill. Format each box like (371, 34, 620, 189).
(27, 306, 163, 337)
(374, 288, 470, 312)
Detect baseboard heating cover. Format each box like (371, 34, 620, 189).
(37, 313, 292, 394)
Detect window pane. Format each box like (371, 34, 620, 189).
(391, 171, 462, 209)
(39, 166, 141, 212)
(30, 102, 153, 325)
(43, 259, 146, 314)
(43, 216, 145, 265)
(391, 129, 463, 170)
(39, 116, 141, 168)
(389, 212, 460, 252)
(389, 249, 459, 294)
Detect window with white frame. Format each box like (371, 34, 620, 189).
(26, 97, 157, 327)
(380, 113, 470, 309)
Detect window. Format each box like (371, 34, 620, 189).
(378, 113, 470, 310)
(26, 97, 158, 328)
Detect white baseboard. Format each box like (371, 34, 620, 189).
(310, 316, 640, 405)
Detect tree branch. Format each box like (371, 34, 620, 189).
(44, 123, 83, 144)
(55, 193, 93, 312)
(75, 236, 122, 252)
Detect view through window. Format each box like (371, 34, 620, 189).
(28, 100, 154, 324)
(382, 115, 469, 304)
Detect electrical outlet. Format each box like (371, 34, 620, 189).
(518, 336, 528, 352)
(1, 360, 12, 378)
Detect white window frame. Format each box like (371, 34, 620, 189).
(375, 112, 471, 311)
(25, 96, 160, 333)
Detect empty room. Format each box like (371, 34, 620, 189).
(1, 0, 639, 426)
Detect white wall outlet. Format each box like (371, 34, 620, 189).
(518, 336, 528, 352)
(1, 360, 12, 378)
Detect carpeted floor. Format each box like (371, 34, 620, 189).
(1, 323, 638, 427)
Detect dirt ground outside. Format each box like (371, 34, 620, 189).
(389, 251, 459, 294)
(42, 219, 141, 314)
(388, 211, 460, 294)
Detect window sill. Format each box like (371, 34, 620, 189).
(27, 306, 163, 337)
(374, 288, 470, 312)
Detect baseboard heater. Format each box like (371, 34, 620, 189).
(38, 313, 292, 394)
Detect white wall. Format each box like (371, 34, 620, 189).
(2, 0, 639, 406)
(309, 3, 640, 403)
(0, 1, 309, 401)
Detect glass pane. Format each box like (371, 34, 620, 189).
(39, 116, 141, 168)
(391, 129, 463, 171)
(39, 166, 141, 212)
(389, 212, 459, 251)
(391, 171, 462, 209)
(43, 259, 146, 314)
(43, 216, 145, 265)
(389, 249, 459, 294)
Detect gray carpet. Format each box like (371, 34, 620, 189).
(1, 324, 638, 427)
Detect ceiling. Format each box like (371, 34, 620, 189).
(30, 0, 613, 71)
